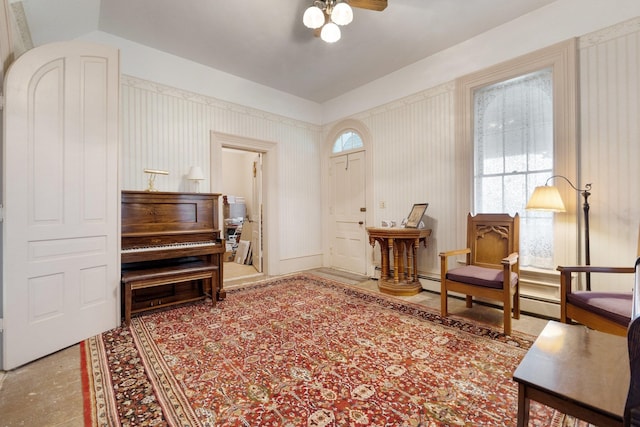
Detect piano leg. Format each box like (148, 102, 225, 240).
(217, 256, 226, 301)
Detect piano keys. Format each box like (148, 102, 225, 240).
(121, 191, 225, 322)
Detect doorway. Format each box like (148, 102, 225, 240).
(221, 148, 263, 282)
(330, 150, 367, 274)
(211, 131, 279, 281)
(325, 120, 373, 277)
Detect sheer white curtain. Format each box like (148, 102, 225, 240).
(474, 68, 554, 269)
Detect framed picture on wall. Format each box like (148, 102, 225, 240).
(405, 203, 429, 228)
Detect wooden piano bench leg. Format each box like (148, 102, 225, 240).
(210, 270, 218, 307)
(123, 281, 132, 326)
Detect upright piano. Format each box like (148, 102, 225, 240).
(121, 191, 225, 323)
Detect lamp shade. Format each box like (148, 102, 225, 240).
(331, 2, 353, 25)
(303, 6, 325, 29)
(321, 22, 341, 43)
(187, 166, 205, 180)
(525, 185, 566, 212)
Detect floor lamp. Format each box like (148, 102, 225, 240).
(526, 175, 593, 291)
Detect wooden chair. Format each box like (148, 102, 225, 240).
(440, 213, 520, 335)
(558, 231, 640, 337)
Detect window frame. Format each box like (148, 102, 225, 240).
(331, 129, 364, 154)
(456, 39, 579, 275)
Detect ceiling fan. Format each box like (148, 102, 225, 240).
(348, 0, 387, 11)
(303, 0, 387, 43)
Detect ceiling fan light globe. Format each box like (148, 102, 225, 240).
(303, 6, 325, 29)
(331, 2, 353, 26)
(321, 22, 341, 43)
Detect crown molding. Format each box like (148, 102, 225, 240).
(121, 74, 322, 133)
(579, 16, 640, 49)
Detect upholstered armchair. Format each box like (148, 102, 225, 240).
(439, 213, 520, 335)
(559, 255, 640, 337)
(626, 309, 640, 427)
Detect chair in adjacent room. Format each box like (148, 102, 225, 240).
(439, 213, 520, 335)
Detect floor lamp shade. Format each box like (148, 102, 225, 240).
(525, 175, 593, 290)
(525, 185, 566, 212)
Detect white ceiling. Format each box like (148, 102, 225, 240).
(20, 0, 557, 103)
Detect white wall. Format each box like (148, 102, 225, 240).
(221, 149, 254, 218)
(323, 0, 640, 123)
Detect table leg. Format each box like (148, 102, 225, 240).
(412, 238, 419, 282)
(517, 383, 530, 427)
(392, 239, 402, 283)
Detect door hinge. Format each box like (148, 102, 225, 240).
(0, 204, 4, 222)
(0, 318, 3, 333)
(0, 93, 4, 110)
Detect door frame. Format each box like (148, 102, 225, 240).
(210, 132, 278, 276)
(322, 119, 374, 276)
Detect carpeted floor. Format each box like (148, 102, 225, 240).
(82, 273, 587, 426)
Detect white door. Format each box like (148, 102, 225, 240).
(2, 42, 120, 369)
(251, 154, 263, 272)
(330, 151, 367, 274)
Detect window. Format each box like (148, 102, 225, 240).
(474, 68, 554, 268)
(457, 39, 578, 272)
(332, 130, 363, 154)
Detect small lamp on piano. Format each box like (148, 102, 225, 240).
(144, 168, 169, 192)
(187, 166, 205, 193)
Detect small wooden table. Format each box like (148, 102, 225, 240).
(513, 321, 629, 427)
(366, 227, 431, 296)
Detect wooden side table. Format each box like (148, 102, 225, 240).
(513, 321, 629, 426)
(366, 227, 431, 296)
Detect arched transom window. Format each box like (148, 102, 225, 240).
(332, 130, 363, 154)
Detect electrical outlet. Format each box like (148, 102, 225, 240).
(379, 201, 385, 208)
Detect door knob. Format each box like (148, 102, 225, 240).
(358, 221, 364, 225)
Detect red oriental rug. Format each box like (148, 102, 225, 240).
(81, 273, 589, 426)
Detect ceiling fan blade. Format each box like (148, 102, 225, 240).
(348, 0, 387, 11)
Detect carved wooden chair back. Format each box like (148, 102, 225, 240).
(467, 213, 520, 274)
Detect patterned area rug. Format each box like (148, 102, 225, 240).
(82, 273, 584, 426)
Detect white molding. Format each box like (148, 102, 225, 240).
(579, 16, 640, 48)
(121, 75, 320, 132)
(350, 82, 455, 122)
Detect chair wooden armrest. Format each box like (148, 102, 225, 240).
(439, 248, 472, 259)
(502, 252, 519, 266)
(558, 265, 635, 274)
(558, 265, 636, 297)
(439, 248, 471, 275)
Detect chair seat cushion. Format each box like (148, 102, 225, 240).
(567, 291, 632, 326)
(446, 265, 518, 289)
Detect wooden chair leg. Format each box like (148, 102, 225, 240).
(441, 285, 448, 317)
(465, 295, 473, 308)
(513, 286, 520, 319)
(504, 297, 512, 336)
